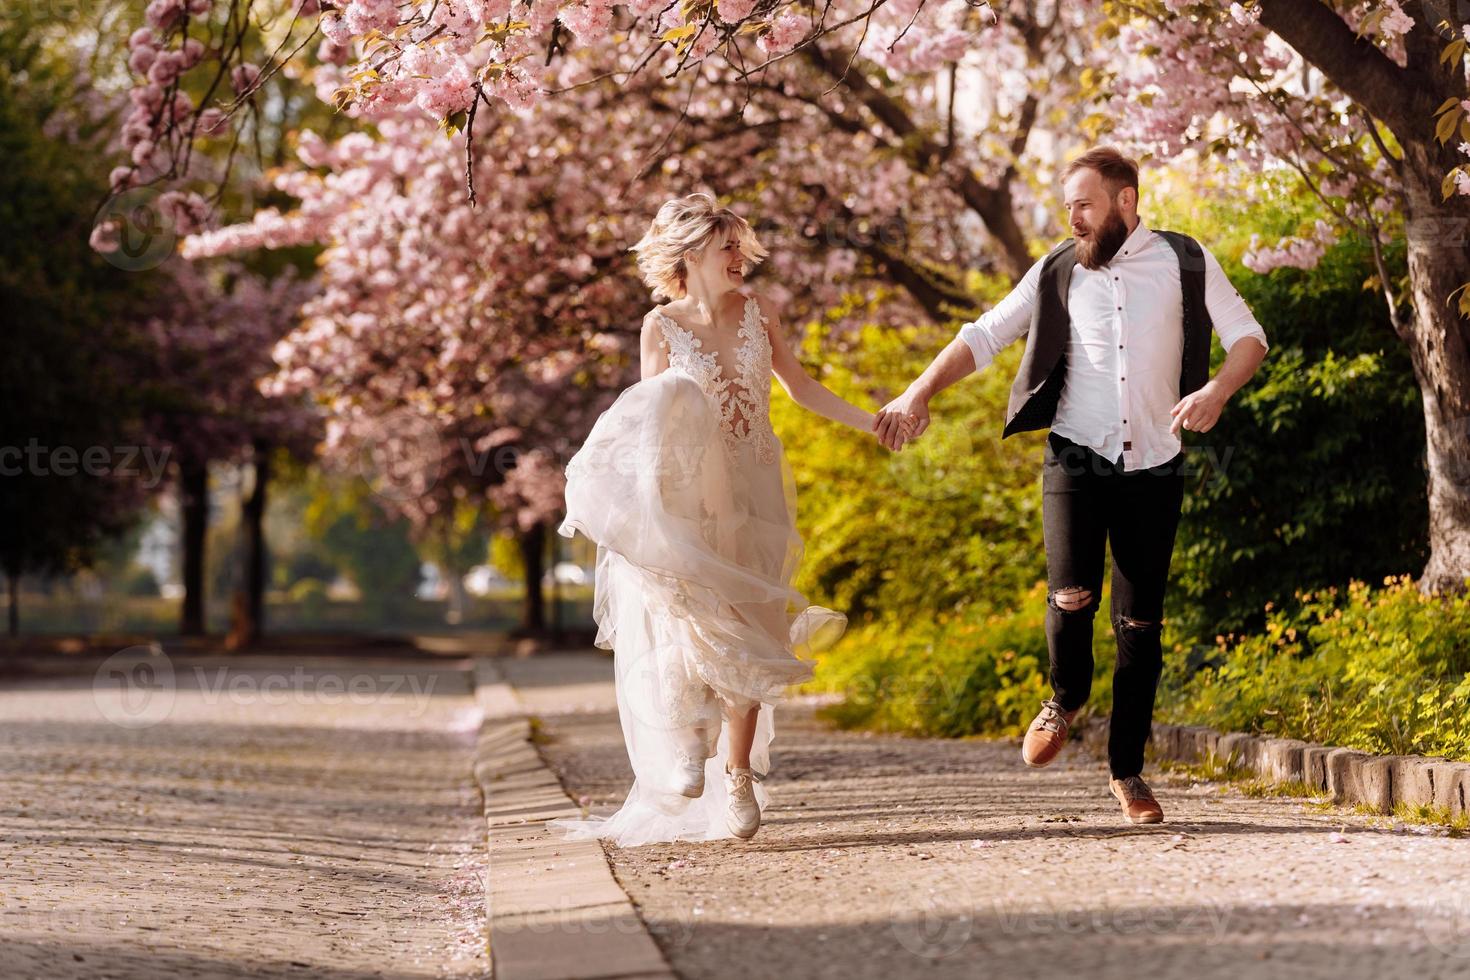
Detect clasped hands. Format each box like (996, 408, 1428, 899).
(872, 389, 930, 452)
(873, 378, 1229, 451)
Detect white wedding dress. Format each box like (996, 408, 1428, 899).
(552, 292, 848, 846)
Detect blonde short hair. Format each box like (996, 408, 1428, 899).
(630, 193, 769, 301)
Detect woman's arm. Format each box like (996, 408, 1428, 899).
(756, 293, 877, 434)
(640, 310, 668, 381)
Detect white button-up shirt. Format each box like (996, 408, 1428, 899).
(957, 220, 1269, 472)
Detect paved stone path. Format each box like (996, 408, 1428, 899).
(507, 652, 1470, 980)
(0, 651, 489, 979)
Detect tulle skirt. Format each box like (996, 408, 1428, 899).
(551, 368, 847, 846)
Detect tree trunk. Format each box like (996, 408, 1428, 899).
(445, 567, 466, 625)
(518, 521, 546, 634)
(1400, 142, 1470, 596)
(241, 441, 271, 645)
(6, 570, 17, 638)
(1252, 0, 1469, 594)
(179, 454, 208, 636)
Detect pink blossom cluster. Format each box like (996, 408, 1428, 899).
(1242, 220, 1338, 273)
(106, 0, 1052, 224)
(715, 0, 758, 25)
(1109, 3, 1410, 275)
(132, 254, 322, 468)
(865, 0, 970, 75)
(757, 13, 807, 55)
(559, 0, 616, 39)
(178, 31, 1023, 524)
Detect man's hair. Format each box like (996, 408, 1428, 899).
(1061, 146, 1140, 198)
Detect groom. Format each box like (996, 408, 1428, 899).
(874, 146, 1269, 825)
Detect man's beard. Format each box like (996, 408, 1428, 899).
(1074, 206, 1129, 270)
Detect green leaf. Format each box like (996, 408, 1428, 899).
(661, 23, 697, 42)
(440, 108, 469, 136)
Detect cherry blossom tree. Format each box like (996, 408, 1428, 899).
(105, 0, 1112, 285)
(128, 255, 321, 636)
(1105, 0, 1470, 594)
(188, 100, 658, 630)
(132, 0, 1120, 629)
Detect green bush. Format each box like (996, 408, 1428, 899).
(1158, 575, 1470, 761)
(777, 291, 1047, 627)
(1148, 178, 1424, 641)
(287, 576, 329, 616)
(808, 580, 1130, 737)
(117, 564, 161, 597)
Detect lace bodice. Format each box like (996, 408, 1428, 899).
(653, 295, 779, 465)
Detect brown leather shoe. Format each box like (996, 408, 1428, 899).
(1021, 699, 1079, 768)
(1110, 775, 1164, 824)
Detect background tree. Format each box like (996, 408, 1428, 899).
(1105, 0, 1469, 594)
(0, 13, 156, 637)
(128, 255, 320, 636)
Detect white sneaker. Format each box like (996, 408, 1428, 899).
(725, 766, 762, 839)
(670, 753, 705, 798)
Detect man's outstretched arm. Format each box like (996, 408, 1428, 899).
(872, 340, 976, 450)
(873, 255, 1046, 451)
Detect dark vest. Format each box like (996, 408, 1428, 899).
(1001, 230, 1213, 439)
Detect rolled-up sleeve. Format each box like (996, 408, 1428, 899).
(956, 255, 1045, 374)
(1201, 245, 1269, 354)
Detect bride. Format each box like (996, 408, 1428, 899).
(553, 193, 910, 845)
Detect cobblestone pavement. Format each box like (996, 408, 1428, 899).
(508, 652, 1470, 980)
(0, 652, 489, 979)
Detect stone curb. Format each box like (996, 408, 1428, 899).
(472, 657, 676, 980)
(1080, 716, 1470, 818)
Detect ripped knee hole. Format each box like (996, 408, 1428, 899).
(1048, 586, 1096, 613)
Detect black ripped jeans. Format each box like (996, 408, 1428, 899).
(1041, 430, 1186, 780)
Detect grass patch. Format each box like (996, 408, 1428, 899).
(1385, 801, 1469, 836)
(1238, 778, 1330, 801)
(1155, 750, 1253, 784)
(1159, 576, 1470, 761)
(526, 715, 553, 746)
(1158, 755, 1468, 832)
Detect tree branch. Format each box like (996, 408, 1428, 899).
(799, 41, 1032, 281)
(1256, 0, 1423, 140)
